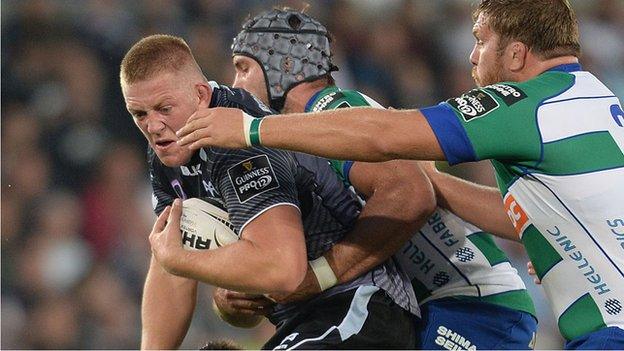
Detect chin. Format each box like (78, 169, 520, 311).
(158, 152, 192, 167)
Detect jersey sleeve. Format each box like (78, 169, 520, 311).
(209, 147, 300, 233)
(421, 82, 546, 165)
(328, 159, 355, 187)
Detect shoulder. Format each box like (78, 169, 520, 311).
(442, 72, 577, 123)
(208, 146, 294, 176)
(209, 81, 275, 117)
(310, 87, 382, 111)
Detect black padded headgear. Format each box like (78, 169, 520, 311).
(231, 9, 338, 110)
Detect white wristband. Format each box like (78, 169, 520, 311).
(242, 112, 254, 147)
(309, 256, 338, 291)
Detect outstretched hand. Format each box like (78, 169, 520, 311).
(149, 198, 186, 274)
(177, 107, 248, 150)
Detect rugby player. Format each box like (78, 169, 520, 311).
(214, 9, 537, 350)
(177, 1, 624, 348)
(121, 34, 418, 350)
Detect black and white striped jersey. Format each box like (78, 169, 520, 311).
(147, 82, 418, 323)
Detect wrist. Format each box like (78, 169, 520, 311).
(309, 256, 338, 291)
(243, 112, 264, 147)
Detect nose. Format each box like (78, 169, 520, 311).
(469, 44, 479, 66)
(232, 72, 245, 89)
(146, 113, 166, 134)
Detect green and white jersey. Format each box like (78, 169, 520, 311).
(306, 86, 535, 317)
(421, 63, 624, 340)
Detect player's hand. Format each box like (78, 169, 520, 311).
(177, 107, 247, 150)
(213, 288, 274, 320)
(149, 198, 186, 275)
(527, 261, 541, 284)
(268, 267, 321, 304)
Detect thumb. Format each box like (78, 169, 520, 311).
(166, 198, 183, 229)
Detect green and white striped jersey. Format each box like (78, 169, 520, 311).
(421, 63, 624, 340)
(306, 86, 535, 317)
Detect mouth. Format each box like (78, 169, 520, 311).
(154, 140, 175, 150)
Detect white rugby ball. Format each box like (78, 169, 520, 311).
(180, 198, 239, 250)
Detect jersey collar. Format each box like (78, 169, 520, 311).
(547, 63, 582, 73)
(304, 86, 339, 112)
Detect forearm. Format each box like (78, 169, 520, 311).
(260, 108, 444, 162)
(327, 161, 436, 283)
(141, 256, 197, 350)
(171, 235, 306, 294)
(327, 191, 433, 283)
(429, 169, 518, 241)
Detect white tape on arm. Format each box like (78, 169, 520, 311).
(242, 112, 254, 147)
(309, 256, 338, 291)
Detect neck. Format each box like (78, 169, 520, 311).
(282, 82, 330, 114)
(516, 55, 579, 82)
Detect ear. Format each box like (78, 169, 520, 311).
(196, 83, 212, 108)
(507, 41, 528, 72)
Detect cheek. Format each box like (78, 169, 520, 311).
(135, 120, 150, 136)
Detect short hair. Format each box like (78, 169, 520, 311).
(474, 0, 581, 59)
(199, 339, 242, 350)
(120, 34, 200, 85)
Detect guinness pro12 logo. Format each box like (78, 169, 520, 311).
(228, 155, 280, 203)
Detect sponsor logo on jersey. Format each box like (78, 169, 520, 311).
(485, 84, 527, 106)
(546, 225, 612, 296)
(434, 325, 477, 350)
(180, 163, 202, 176)
(607, 218, 624, 252)
(503, 193, 529, 236)
(447, 89, 499, 122)
(228, 155, 279, 203)
(312, 91, 345, 112)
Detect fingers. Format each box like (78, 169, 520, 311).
(177, 115, 211, 140)
(527, 261, 541, 284)
(165, 198, 183, 229)
(177, 127, 212, 148)
(216, 289, 275, 315)
(152, 206, 171, 233)
(527, 261, 536, 275)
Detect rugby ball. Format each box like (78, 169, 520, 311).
(180, 198, 239, 250)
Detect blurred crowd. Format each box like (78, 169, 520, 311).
(1, 0, 623, 349)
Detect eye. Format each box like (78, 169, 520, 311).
(236, 61, 248, 73)
(160, 105, 172, 114)
(131, 111, 146, 119)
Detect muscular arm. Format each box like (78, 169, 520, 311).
(141, 255, 197, 350)
(327, 160, 436, 282)
(178, 107, 445, 162)
(152, 202, 307, 295)
(271, 160, 436, 303)
(423, 163, 519, 241)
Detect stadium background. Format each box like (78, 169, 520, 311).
(1, 0, 622, 349)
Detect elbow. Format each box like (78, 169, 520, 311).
(388, 180, 437, 226)
(266, 255, 307, 294)
(411, 188, 437, 222)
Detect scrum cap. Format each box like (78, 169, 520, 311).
(231, 9, 338, 110)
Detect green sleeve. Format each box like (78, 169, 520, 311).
(441, 72, 575, 165)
